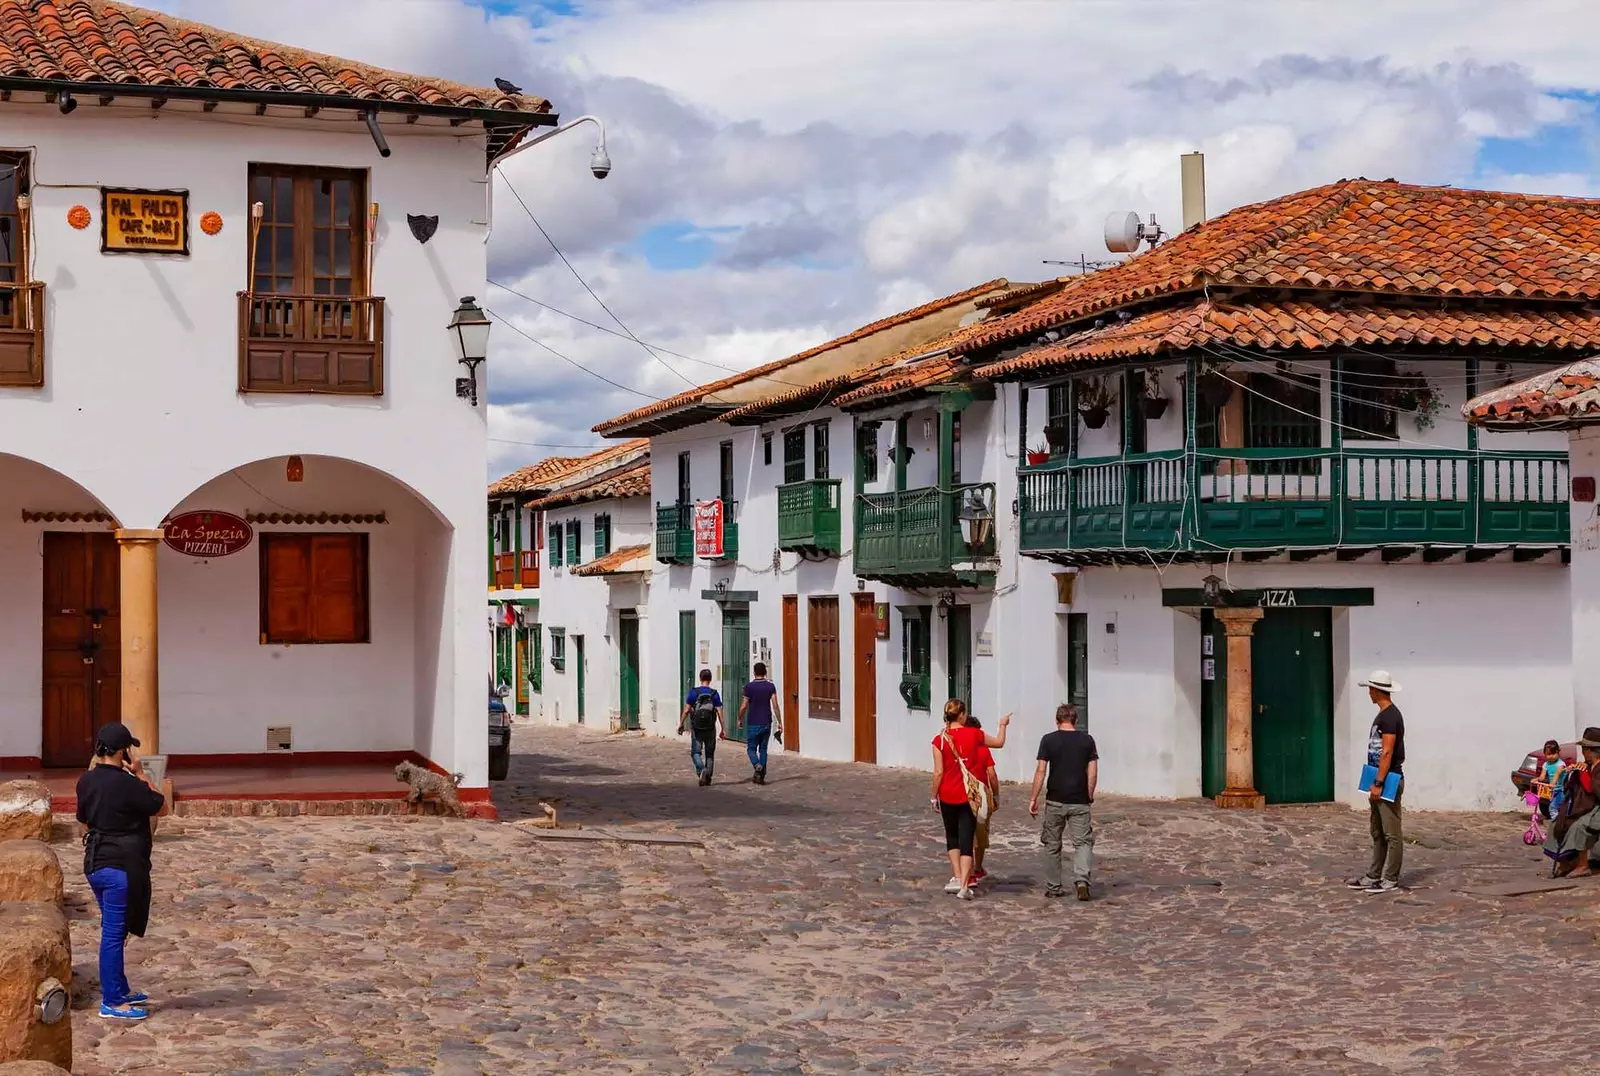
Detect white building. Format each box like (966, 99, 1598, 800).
(598, 178, 1590, 812)
(0, 2, 556, 810)
(487, 441, 651, 730)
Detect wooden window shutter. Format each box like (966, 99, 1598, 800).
(261, 533, 367, 644)
(262, 535, 310, 643)
(807, 596, 840, 718)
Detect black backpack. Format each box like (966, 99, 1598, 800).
(689, 688, 718, 731)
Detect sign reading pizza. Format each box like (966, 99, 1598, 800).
(693, 499, 724, 558)
(164, 511, 252, 558)
(101, 187, 189, 255)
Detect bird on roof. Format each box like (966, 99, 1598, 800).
(494, 77, 523, 95)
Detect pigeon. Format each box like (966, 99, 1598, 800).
(494, 77, 523, 95)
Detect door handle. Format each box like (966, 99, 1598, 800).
(1257, 703, 1265, 714)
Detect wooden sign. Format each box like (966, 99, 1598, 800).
(693, 499, 724, 558)
(101, 188, 189, 255)
(164, 511, 251, 557)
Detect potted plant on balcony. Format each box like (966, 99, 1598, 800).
(886, 440, 915, 468)
(1193, 365, 1234, 411)
(1026, 442, 1051, 466)
(1140, 370, 1170, 420)
(1389, 369, 1443, 431)
(1077, 376, 1114, 429)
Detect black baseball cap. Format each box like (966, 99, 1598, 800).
(95, 722, 140, 753)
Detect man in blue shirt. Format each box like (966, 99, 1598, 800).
(739, 661, 781, 784)
(679, 668, 724, 786)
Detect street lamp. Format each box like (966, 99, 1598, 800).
(958, 486, 994, 551)
(1201, 573, 1226, 606)
(449, 296, 491, 405)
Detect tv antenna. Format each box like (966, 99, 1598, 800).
(1104, 211, 1166, 253)
(1043, 254, 1120, 275)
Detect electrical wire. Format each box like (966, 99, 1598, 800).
(488, 278, 730, 370)
(489, 437, 613, 450)
(486, 307, 664, 401)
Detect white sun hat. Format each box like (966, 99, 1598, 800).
(1358, 670, 1400, 693)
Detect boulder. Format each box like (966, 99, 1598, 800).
(0, 903, 72, 1068)
(0, 784, 52, 844)
(0, 1062, 72, 1075)
(0, 844, 63, 906)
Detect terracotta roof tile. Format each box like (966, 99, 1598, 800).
(975, 298, 1600, 379)
(0, 1, 552, 152)
(1464, 358, 1600, 428)
(592, 278, 1013, 436)
(525, 459, 650, 511)
(956, 180, 1600, 355)
(487, 456, 579, 497)
(487, 439, 648, 497)
(831, 352, 965, 410)
(570, 544, 652, 577)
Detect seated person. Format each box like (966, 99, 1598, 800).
(1544, 729, 1600, 877)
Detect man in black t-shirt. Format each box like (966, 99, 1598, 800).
(1029, 703, 1098, 901)
(1347, 670, 1406, 894)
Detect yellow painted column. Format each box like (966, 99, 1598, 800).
(1215, 606, 1265, 809)
(116, 528, 162, 755)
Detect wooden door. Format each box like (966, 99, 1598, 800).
(781, 596, 799, 752)
(1066, 612, 1089, 729)
(678, 610, 696, 701)
(946, 605, 972, 709)
(852, 593, 877, 764)
(721, 607, 750, 741)
(618, 612, 641, 731)
(42, 532, 121, 767)
(515, 628, 529, 714)
(575, 635, 586, 724)
(1251, 607, 1334, 803)
(1200, 609, 1227, 799)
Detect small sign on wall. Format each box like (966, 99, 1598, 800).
(101, 188, 189, 255)
(698, 640, 710, 665)
(975, 631, 994, 657)
(1203, 658, 1216, 681)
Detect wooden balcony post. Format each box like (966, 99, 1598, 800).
(116, 529, 163, 756)
(513, 497, 524, 589)
(1215, 606, 1265, 809)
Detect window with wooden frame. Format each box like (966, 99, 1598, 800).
(763, 433, 773, 466)
(898, 605, 931, 711)
(807, 596, 841, 719)
(813, 422, 830, 479)
(719, 440, 735, 505)
(677, 452, 692, 505)
(1246, 370, 1321, 475)
(783, 429, 806, 484)
(243, 164, 380, 393)
(1045, 383, 1075, 458)
(496, 510, 511, 552)
(529, 627, 544, 692)
(548, 523, 562, 567)
(857, 422, 879, 484)
(0, 150, 42, 388)
(565, 520, 582, 565)
(549, 627, 567, 672)
(594, 513, 612, 559)
(260, 533, 369, 644)
(1341, 357, 1399, 440)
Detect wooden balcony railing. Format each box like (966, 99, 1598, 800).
(854, 483, 999, 584)
(778, 479, 842, 555)
(1019, 447, 1570, 554)
(493, 553, 516, 589)
(0, 280, 45, 387)
(238, 292, 384, 395)
(519, 551, 540, 588)
(655, 503, 693, 563)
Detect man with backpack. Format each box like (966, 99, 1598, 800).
(679, 668, 725, 786)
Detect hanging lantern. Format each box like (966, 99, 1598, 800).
(286, 455, 304, 483)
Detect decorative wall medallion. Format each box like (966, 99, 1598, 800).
(67, 205, 91, 229)
(200, 211, 223, 236)
(407, 213, 438, 244)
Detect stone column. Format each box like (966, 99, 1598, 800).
(1215, 606, 1265, 809)
(116, 528, 162, 755)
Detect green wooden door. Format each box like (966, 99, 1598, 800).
(1066, 613, 1089, 730)
(618, 613, 641, 730)
(575, 634, 586, 724)
(679, 610, 696, 703)
(946, 605, 972, 709)
(1200, 610, 1227, 799)
(1250, 607, 1334, 803)
(722, 608, 750, 741)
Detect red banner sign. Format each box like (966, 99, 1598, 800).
(164, 511, 252, 558)
(693, 500, 724, 558)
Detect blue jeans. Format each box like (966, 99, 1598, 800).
(87, 867, 132, 1006)
(746, 724, 772, 771)
(689, 726, 717, 775)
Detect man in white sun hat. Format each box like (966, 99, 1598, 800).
(1346, 670, 1405, 894)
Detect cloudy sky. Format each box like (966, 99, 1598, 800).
(155, 0, 1600, 477)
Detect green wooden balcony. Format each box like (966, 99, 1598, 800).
(1019, 447, 1569, 559)
(655, 503, 693, 563)
(777, 479, 842, 555)
(854, 483, 999, 586)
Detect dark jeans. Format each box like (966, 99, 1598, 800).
(746, 724, 771, 771)
(88, 866, 131, 1006)
(1367, 778, 1404, 882)
(690, 726, 717, 775)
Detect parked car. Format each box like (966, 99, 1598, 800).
(1511, 741, 1577, 797)
(489, 695, 511, 781)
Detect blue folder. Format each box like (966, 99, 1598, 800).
(1358, 765, 1402, 802)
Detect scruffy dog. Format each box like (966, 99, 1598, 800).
(393, 761, 464, 816)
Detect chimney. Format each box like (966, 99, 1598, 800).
(1180, 152, 1206, 231)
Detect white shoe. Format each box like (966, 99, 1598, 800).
(944, 877, 962, 893)
(957, 886, 975, 901)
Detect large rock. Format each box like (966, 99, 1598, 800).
(0, 844, 63, 906)
(0, 1062, 71, 1075)
(0, 784, 52, 844)
(0, 903, 71, 1068)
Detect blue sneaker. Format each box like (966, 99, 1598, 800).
(120, 991, 149, 1004)
(100, 1002, 148, 1021)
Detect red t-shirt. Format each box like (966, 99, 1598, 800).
(934, 725, 987, 804)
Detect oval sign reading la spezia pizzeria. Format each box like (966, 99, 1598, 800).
(163, 511, 253, 558)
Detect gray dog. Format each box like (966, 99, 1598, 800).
(393, 761, 464, 816)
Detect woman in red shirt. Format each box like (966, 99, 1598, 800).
(931, 700, 990, 900)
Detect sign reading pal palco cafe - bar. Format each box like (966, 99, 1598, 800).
(101, 188, 189, 255)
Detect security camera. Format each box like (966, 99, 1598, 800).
(589, 148, 612, 180)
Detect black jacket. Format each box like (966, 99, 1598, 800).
(76, 764, 164, 937)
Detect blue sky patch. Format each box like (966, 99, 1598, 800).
(467, 0, 577, 22)
(1476, 125, 1590, 178)
(629, 221, 740, 271)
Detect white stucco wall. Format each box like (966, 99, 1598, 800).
(1566, 428, 1600, 735)
(0, 103, 490, 782)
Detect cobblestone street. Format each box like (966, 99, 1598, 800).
(63, 725, 1600, 1075)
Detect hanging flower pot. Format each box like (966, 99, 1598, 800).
(1196, 371, 1234, 411)
(1075, 376, 1115, 430)
(1079, 406, 1110, 429)
(1140, 395, 1169, 420)
(1043, 420, 1072, 451)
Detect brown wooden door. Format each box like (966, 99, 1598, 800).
(781, 596, 799, 752)
(42, 532, 121, 767)
(852, 593, 877, 764)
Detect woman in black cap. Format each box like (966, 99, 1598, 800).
(75, 721, 164, 1021)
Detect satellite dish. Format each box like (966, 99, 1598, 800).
(1105, 211, 1143, 253)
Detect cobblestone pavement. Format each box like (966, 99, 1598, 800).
(62, 725, 1599, 1075)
